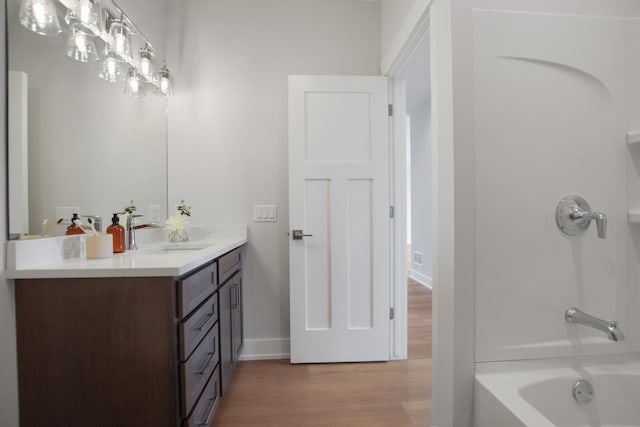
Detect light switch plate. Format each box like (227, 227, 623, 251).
(56, 206, 80, 224)
(149, 205, 161, 223)
(253, 205, 277, 222)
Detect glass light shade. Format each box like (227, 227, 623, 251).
(64, 0, 101, 36)
(125, 68, 145, 98)
(99, 52, 124, 83)
(19, 0, 61, 36)
(155, 66, 173, 97)
(66, 26, 99, 63)
(139, 46, 155, 82)
(108, 20, 132, 62)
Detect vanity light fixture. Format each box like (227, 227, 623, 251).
(66, 24, 99, 63)
(125, 67, 145, 98)
(99, 50, 124, 82)
(19, 0, 62, 36)
(107, 16, 132, 62)
(155, 62, 173, 97)
(139, 44, 155, 82)
(64, 0, 101, 36)
(18, 0, 175, 98)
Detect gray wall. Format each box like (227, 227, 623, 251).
(409, 101, 432, 285)
(166, 0, 381, 358)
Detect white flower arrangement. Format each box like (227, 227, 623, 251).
(165, 199, 191, 242)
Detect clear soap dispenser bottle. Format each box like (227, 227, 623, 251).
(65, 213, 85, 235)
(106, 213, 125, 253)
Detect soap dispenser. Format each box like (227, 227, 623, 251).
(106, 213, 125, 253)
(65, 213, 85, 235)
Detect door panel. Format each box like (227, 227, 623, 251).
(289, 75, 390, 363)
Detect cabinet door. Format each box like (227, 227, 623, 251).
(231, 272, 244, 362)
(218, 281, 233, 394)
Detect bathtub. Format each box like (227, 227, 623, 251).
(474, 355, 640, 427)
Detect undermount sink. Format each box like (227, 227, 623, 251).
(161, 244, 207, 251)
(133, 243, 213, 254)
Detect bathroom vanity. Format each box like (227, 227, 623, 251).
(7, 229, 247, 427)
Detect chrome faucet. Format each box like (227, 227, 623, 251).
(556, 195, 607, 239)
(569, 208, 607, 239)
(565, 307, 625, 342)
(126, 215, 137, 251)
(82, 215, 102, 232)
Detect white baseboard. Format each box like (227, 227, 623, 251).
(239, 338, 290, 361)
(409, 269, 432, 289)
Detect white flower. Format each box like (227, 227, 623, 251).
(165, 215, 188, 231)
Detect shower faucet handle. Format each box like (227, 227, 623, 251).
(556, 195, 607, 239)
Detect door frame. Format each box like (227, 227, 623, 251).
(386, 14, 431, 362)
(385, 1, 476, 426)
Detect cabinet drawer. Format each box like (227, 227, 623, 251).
(180, 325, 219, 417)
(179, 295, 218, 361)
(218, 247, 241, 286)
(183, 367, 220, 427)
(178, 263, 217, 318)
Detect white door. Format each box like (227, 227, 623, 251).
(288, 75, 390, 363)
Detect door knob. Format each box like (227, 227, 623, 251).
(292, 230, 313, 240)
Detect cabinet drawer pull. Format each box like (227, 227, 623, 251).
(196, 391, 218, 426)
(192, 351, 215, 376)
(193, 312, 215, 332)
(231, 285, 238, 309)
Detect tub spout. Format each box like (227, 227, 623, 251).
(565, 307, 625, 342)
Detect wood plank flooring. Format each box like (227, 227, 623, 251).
(213, 280, 432, 426)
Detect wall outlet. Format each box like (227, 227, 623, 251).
(56, 206, 80, 224)
(413, 251, 424, 267)
(149, 205, 161, 223)
(253, 205, 277, 222)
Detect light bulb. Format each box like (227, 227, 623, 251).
(140, 57, 152, 78)
(108, 20, 132, 61)
(107, 58, 117, 75)
(99, 53, 124, 83)
(19, 0, 62, 36)
(125, 68, 145, 98)
(74, 33, 87, 53)
(65, 0, 100, 36)
(114, 34, 125, 53)
(155, 64, 173, 97)
(160, 76, 170, 93)
(32, 3, 47, 26)
(139, 46, 155, 81)
(77, 0, 92, 23)
(66, 25, 98, 62)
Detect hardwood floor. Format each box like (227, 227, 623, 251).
(213, 280, 432, 426)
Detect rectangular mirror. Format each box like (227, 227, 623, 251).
(7, 0, 168, 238)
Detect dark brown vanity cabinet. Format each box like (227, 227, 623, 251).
(14, 245, 245, 427)
(217, 247, 244, 395)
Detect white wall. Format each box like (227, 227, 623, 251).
(409, 101, 432, 286)
(380, 0, 431, 73)
(0, 0, 20, 423)
(166, 0, 381, 359)
(473, 8, 631, 363)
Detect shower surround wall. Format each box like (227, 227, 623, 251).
(473, 5, 640, 363)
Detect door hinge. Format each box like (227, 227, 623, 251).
(390, 307, 395, 320)
(389, 206, 395, 218)
(388, 104, 393, 117)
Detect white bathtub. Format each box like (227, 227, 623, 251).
(474, 355, 640, 427)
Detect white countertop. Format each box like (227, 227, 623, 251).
(6, 226, 247, 279)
